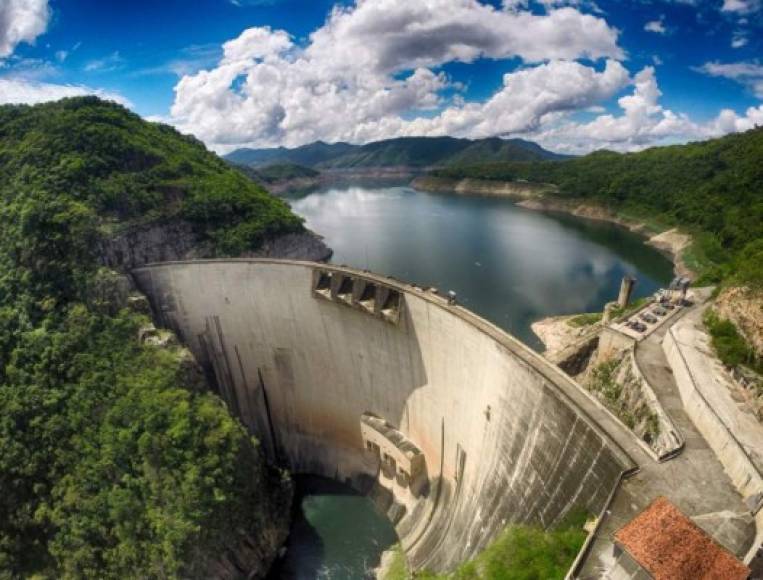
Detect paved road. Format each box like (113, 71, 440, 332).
(577, 297, 755, 578)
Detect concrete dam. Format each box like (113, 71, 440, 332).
(131, 260, 644, 573)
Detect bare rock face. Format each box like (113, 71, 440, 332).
(98, 219, 332, 271)
(245, 231, 333, 262)
(715, 286, 763, 356)
(98, 220, 208, 271)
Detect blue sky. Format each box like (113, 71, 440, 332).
(1, 0, 762, 153)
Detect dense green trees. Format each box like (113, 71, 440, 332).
(433, 128, 763, 287)
(0, 97, 292, 577)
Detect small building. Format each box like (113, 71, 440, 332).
(614, 496, 750, 580)
(360, 413, 425, 488)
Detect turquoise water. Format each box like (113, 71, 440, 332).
(268, 477, 397, 580)
(270, 183, 674, 578)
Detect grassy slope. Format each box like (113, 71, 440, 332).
(384, 511, 588, 580)
(0, 97, 295, 577)
(431, 128, 763, 287)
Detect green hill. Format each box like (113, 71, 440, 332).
(225, 136, 568, 169)
(0, 97, 295, 577)
(431, 128, 763, 287)
(226, 141, 355, 167)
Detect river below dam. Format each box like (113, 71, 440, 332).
(269, 182, 674, 579)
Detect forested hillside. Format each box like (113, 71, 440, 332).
(226, 136, 567, 169)
(432, 128, 763, 287)
(0, 97, 294, 577)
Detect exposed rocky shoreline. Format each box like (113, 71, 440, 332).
(516, 197, 695, 279)
(410, 176, 694, 280)
(411, 174, 555, 198)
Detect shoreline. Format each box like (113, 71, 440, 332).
(516, 197, 695, 280)
(409, 175, 694, 280)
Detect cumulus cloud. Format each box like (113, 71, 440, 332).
(0, 0, 49, 59)
(167, 0, 763, 154)
(698, 61, 763, 98)
(709, 104, 763, 133)
(0, 78, 131, 107)
(170, 0, 623, 150)
(527, 66, 704, 153)
(527, 66, 763, 154)
(396, 60, 629, 139)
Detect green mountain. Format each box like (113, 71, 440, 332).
(0, 97, 296, 577)
(432, 128, 763, 287)
(226, 140, 355, 167)
(225, 136, 568, 169)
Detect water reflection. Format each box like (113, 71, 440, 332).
(268, 477, 397, 580)
(288, 184, 673, 349)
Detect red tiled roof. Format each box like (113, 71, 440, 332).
(614, 496, 750, 580)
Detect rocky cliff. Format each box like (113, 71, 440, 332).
(99, 219, 332, 271)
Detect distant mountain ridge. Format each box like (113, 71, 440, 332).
(225, 136, 569, 169)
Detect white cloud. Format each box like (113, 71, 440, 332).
(169, 0, 623, 150)
(709, 104, 763, 133)
(698, 61, 763, 98)
(166, 0, 763, 154)
(527, 66, 705, 153)
(721, 0, 760, 13)
(0, 0, 49, 59)
(84, 51, 124, 72)
(396, 59, 629, 139)
(644, 17, 667, 34)
(526, 66, 763, 154)
(0, 78, 131, 107)
(731, 32, 749, 48)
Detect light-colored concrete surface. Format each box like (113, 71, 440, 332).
(577, 298, 755, 578)
(625, 349, 683, 459)
(133, 260, 756, 577)
(663, 304, 763, 564)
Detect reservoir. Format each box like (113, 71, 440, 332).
(270, 182, 674, 579)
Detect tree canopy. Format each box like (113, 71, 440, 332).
(0, 97, 292, 578)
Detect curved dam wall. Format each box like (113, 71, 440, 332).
(133, 260, 635, 573)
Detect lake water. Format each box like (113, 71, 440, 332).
(270, 182, 674, 579)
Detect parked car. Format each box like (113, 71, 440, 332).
(639, 313, 657, 324)
(653, 308, 667, 317)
